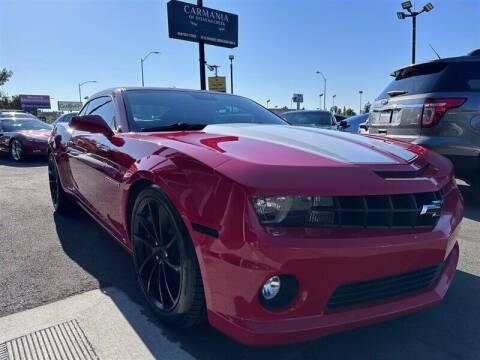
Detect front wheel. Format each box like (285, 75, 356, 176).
(48, 153, 73, 213)
(10, 139, 24, 161)
(131, 185, 206, 328)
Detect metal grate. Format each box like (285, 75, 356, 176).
(0, 319, 98, 360)
(326, 263, 443, 311)
(311, 190, 444, 229)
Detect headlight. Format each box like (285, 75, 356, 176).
(253, 196, 335, 226)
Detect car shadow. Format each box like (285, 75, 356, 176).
(458, 183, 479, 222)
(54, 208, 480, 360)
(0, 155, 47, 167)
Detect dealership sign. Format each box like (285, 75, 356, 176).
(19, 95, 51, 109)
(208, 76, 226, 92)
(167, 0, 238, 48)
(292, 94, 304, 103)
(58, 101, 83, 112)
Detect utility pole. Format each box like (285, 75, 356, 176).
(229, 55, 234, 94)
(359, 90, 363, 114)
(198, 0, 206, 90)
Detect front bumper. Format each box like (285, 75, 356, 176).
(24, 140, 49, 157)
(190, 177, 463, 347)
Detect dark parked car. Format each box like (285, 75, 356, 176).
(369, 50, 480, 199)
(53, 112, 78, 125)
(0, 113, 52, 161)
(48, 87, 462, 346)
(343, 113, 369, 133)
(334, 114, 347, 122)
(282, 110, 345, 130)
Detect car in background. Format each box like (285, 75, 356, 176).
(369, 50, 480, 200)
(53, 112, 78, 125)
(343, 113, 369, 133)
(0, 114, 53, 161)
(0, 110, 39, 120)
(48, 87, 462, 346)
(282, 110, 346, 130)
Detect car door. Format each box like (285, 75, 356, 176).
(0, 122, 8, 153)
(67, 96, 126, 238)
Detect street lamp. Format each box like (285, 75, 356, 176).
(359, 90, 363, 114)
(229, 55, 234, 94)
(319, 93, 324, 109)
(266, 99, 270, 108)
(141, 51, 161, 87)
(316, 71, 327, 110)
(396, 1, 434, 64)
(332, 94, 336, 109)
(78, 80, 97, 103)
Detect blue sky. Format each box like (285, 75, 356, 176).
(1, 0, 479, 112)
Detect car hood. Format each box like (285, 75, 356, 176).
(18, 130, 50, 140)
(197, 124, 417, 165)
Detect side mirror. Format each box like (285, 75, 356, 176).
(70, 115, 114, 137)
(339, 120, 348, 128)
(359, 123, 369, 130)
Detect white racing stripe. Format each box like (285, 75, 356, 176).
(204, 124, 416, 164)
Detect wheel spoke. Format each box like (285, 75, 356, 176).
(161, 262, 176, 304)
(147, 202, 162, 245)
(146, 261, 159, 294)
(134, 233, 154, 249)
(138, 248, 162, 275)
(136, 213, 156, 241)
(164, 259, 180, 272)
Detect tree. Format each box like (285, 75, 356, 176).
(330, 105, 339, 114)
(363, 102, 371, 113)
(0, 95, 21, 110)
(344, 108, 357, 116)
(0, 68, 13, 86)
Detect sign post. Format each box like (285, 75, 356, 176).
(292, 94, 304, 110)
(167, 0, 238, 90)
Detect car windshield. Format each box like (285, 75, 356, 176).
(123, 90, 287, 131)
(283, 111, 333, 126)
(0, 112, 38, 119)
(1, 119, 52, 131)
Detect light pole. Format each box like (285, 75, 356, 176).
(397, 1, 434, 64)
(332, 94, 336, 109)
(316, 71, 327, 110)
(141, 51, 161, 87)
(359, 90, 363, 114)
(78, 80, 97, 103)
(266, 99, 270, 108)
(229, 55, 234, 94)
(206, 63, 220, 77)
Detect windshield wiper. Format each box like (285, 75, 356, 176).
(140, 122, 207, 132)
(387, 90, 408, 97)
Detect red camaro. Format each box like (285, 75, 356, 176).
(0, 111, 52, 161)
(48, 88, 463, 346)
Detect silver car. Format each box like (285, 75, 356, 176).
(369, 50, 480, 200)
(282, 110, 346, 130)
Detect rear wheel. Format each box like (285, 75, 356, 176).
(48, 153, 73, 213)
(10, 139, 24, 161)
(131, 185, 206, 328)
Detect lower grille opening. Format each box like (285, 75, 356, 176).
(325, 263, 443, 311)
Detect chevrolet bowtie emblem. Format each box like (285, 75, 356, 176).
(420, 200, 443, 217)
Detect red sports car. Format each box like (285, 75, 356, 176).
(48, 88, 463, 346)
(0, 111, 52, 161)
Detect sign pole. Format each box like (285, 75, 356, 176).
(198, 0, 206, 90)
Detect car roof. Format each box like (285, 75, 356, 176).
(282, 110, 331, 115)
(391, 50, 480, 76)
(87, 87, 239, 100)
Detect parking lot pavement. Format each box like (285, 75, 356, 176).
(1, 156, 480, 359)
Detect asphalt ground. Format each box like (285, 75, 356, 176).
(1, 155, 479, 359)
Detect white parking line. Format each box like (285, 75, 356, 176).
(0, 288, 195, 360)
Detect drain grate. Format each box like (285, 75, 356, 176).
(1, 319, 98, 360)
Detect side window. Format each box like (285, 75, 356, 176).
(90, 99, 116, 130)
(78, 102, 91, 116)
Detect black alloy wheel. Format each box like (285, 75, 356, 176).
(131, 185, 206, 327)
(48, 153, 73, 213)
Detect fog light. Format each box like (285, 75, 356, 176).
(262, 276, 281, 300)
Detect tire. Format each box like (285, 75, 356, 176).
(48, 153, 74, 213)
(130, 184, 206, 328)
(10, 139, 24, 161)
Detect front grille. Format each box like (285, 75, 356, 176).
(325, 263, 443, 311)
(321, 190, 444, 229)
